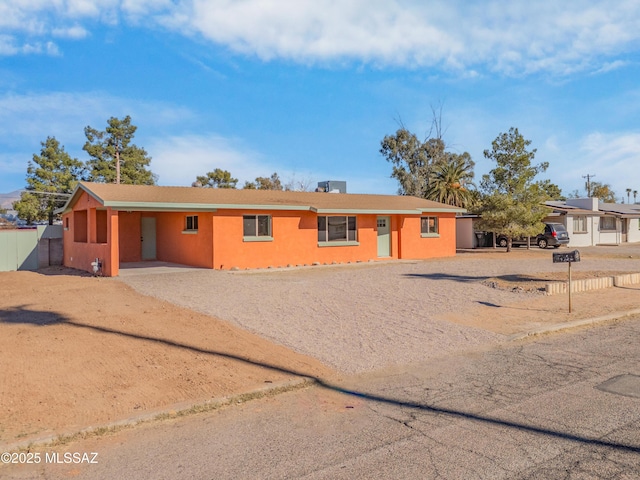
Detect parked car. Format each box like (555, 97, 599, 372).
(497, 223, 570, 249)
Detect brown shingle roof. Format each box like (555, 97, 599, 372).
(61, 182, 464, 214)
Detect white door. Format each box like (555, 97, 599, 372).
(141, 217, 156, 260)
(377, 216, 391, 257)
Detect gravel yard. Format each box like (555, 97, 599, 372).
(119, 245, 640, 374)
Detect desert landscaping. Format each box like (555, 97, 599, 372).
(1, 245, 639, 449)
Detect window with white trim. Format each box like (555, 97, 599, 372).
(420, 216, 438, 235)
(317, 216, 357, 242)
(599, 216, 616, 231)
(573, 215, 587, 233)
(185, 215, 198, 231)
(243, 215, 271, 238)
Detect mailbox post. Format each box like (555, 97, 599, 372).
(553, 250, 580, 313)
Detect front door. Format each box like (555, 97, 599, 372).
(622, 218, 628, 243)
(141, 217, 157, 260)
(377, 216, 391, 257)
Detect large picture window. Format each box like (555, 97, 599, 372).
(421, 216, 439, 235)
(243, 215, 271, 238)
(600, 216, 616, 231)
(317, 216, 357, 243)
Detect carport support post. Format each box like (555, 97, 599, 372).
(568, 261, 572, 313)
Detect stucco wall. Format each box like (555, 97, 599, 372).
(62, 191, 118, 276)
(628, 218, 640, 243)
(210, 211, 382, 269)
(155, 212, 214, 268)
(399, 214, 457, 259)
(118, 211, 142, 262)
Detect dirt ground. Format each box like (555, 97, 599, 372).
(1, 247, 639, 447)
(0, 270, 332, 447)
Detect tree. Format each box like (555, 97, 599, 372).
(537, 179, 564, 201)
(12, 137, 85, 224)
(590, 182, 616, 203)
(380, 109, 474, 200)
(380, 128, 447, 197)
(284, 174, 314, 192)
(424, 154, 476, 208)
(634, 190, 638, 204)
(243, 173, 283, 190)
(475, 128, 551, 252)
(567, 189, 581, 199)
(626, 188, 632, 204)
(84, 116, 156, 185)
(194, 169, 238, 188)
(13, 193, 40, 225)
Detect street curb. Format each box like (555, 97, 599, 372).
(508, 308, 640, 341)
(0, 376, 317, 453)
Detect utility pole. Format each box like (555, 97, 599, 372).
(582, 174, 596, 197)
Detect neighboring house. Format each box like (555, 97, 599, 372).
(57, 182, 465, 277)
(545, 198, 640, 246)
(455, 214, 491, 249)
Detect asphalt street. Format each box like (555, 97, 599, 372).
(3, 316, 640, 479)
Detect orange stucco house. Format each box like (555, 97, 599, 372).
(58, 182, 465, 276)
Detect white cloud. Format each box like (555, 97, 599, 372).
(0, 91, 196, 190)
(2, 1, 640, 74)
(156, 0, 640, 75)
(148, 134, 275, 186)
(0, 91, 193, 143)
(0, 35, 19, 55)
(580, 131, 640, 170)
(52, 25, 89, 39)
(594, 60, 629, 74)
(549, 131, 640, 198)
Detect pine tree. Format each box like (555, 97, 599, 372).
(194, 169, 238, 188)
(13, 137, 85, 224)
(476, 128, 551, 252)
(84, 116, 156, 185)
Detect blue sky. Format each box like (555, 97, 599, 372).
(1, 1, 640, 202)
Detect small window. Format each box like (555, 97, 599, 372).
(599, 216, 616, 231)
(421, 216, 438, 235)
(185, 215, 198, 231)
(317, 216, 357, 243)
(243, 215, 272, 238)
(573, 215, 587, 233)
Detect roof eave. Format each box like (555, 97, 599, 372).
(54, 183, 95, 215)
(314, 207, 465, 214)
(105, 202, 313, 212)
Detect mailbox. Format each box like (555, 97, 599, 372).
(553, 250, 580, 263)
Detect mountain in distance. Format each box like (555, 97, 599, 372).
(0, 190, 23, 210)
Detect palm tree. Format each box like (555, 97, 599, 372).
(626, 188, 632, 204)
(634, 190, 638, 204)
(424, 155, 475, 208)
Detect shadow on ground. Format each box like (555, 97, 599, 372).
(1, 305, 638, 455)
